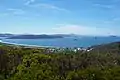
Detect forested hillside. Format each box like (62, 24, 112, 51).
(0, 42, 120, 80)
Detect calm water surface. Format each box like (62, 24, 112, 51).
(1, 37, 120, 48)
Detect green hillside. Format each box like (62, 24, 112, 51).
(0, 42, 120, 80)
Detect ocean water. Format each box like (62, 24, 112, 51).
(1, 37, 120, 48)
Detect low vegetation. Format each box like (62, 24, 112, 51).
(0, 42, 120, 80)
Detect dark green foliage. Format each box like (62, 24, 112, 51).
(0, 42, 120, 80)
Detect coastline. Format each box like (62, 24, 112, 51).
(0, 39, 62, 48)
(0, 39, 94, 52)
(0, 40, 86, 49)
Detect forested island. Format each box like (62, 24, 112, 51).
(6, 35, 64, 39)
(0, 34, 71, 39)
(0, 34, 63, 39)
(0, 42, 120, 80)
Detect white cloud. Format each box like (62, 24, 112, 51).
(28, 3, 69, 12)
(24, 0, 35, 5)
(7, 8, 25, 15)
(93, 3, 114, 9)
(103, 17, 120, 24)
(112, 18, 120, 21)
(3, 24, 117, 36)
(0, 13, 8, 17)
(52, 24, 116, 36)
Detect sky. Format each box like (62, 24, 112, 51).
(0, 0, 120, 36)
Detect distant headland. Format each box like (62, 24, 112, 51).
(0, 33, 80, 39)
(0, 34, 71, 39)
(0, 33, 119, 39)
(6, 35, 64, 39)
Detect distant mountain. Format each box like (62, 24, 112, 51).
(0, 33, 13, 37)
(0, 33, 95, 39)
(109, 35, 117, 37)
(52, 34, 77, 37)
(7, 34, 64, 39)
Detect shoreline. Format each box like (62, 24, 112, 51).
(0, 40, 64, 48)
(0, 39, 94, 52)
(0, 40, 87, 49)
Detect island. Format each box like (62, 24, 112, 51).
(6, 34, 64, 39)
(0, 33, 13, 37)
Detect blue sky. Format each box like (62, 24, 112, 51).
(0, 0, 120, 36)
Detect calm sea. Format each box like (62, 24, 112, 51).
(1, 36, 120, 48)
